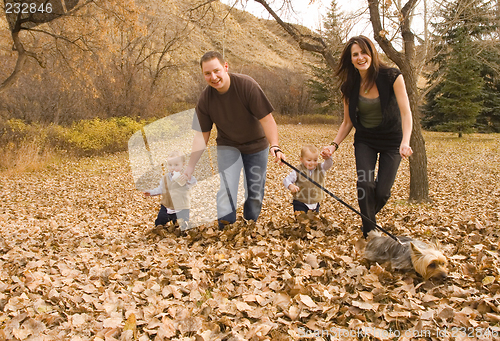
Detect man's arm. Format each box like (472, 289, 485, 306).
(259, 113, 285, 163)
(185, 131, 210, 178)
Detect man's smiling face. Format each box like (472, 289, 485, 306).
(202, 58, 230, 94)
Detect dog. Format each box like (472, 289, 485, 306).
(364, 234, 448, 280)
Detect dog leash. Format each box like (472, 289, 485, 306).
(280, 158, 402, 245)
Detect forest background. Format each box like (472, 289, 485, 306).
(1, 0, 498, 169)
(0, 0, 331, 168)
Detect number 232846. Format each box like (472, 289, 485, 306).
(6, 2, 53, 14)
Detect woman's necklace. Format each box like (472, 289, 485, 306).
(362, 80, 371, 94)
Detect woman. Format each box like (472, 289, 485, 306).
(322, 35, 413, 238)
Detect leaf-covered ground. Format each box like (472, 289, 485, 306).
(1, 125, 499, 341)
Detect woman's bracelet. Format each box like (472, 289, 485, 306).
(330, 141, 339, 151)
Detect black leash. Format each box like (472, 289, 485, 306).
(280, 158, 402, 244)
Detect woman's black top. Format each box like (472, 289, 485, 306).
(348, 67, 403, 151)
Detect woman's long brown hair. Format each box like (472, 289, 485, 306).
(336, 35, 388, 103)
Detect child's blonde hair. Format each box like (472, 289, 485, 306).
(162, 150, 186, 174)
(300, 144, 319, 157)
(167, 150, 186, 163)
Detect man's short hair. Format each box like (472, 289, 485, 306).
(200, 51, 225, 68)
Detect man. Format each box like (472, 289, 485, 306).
(185, 51, 285, 229)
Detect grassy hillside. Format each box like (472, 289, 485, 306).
(0, 0, 332, 170)
(0, 0, 327, 145)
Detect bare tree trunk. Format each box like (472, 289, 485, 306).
(0, 30, 29, 94)
(405, 69, 430, 202)
(367, 0, 430, 202)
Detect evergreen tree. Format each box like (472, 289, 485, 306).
(423, 0, 498, 136)
(434, 36, 484, 137)
(307, 58, 340, 115)
(322, 0, 344, 48)
(306, 0, 343, 115)
(477, 39, 500, 132)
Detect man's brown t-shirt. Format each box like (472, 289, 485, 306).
(194, 73, 274, 154)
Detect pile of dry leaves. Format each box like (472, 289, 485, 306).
(0, 126, 499, 340)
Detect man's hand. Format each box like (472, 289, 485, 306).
(270, 146, 285, 164)
(184, 165, 195, 180)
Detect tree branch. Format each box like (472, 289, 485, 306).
(28, 28, 89, 50)
(1, 0, 98, 93)
(251, 0, 337, 68)
(401, 0, 418, 63)
(367, 0, 404, 67)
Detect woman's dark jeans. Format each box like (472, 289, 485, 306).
(354, 142, 401, 237)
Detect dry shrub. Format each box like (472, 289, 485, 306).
(274, 113, 342, 125)
(0, 139, 57, 173)
(0, 119, 56, 172)
(0, 117, 147, 171)
(242, 65, 315, 116)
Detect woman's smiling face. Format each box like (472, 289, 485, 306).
(350, 43, 372, 73)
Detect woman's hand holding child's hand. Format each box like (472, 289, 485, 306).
(321, 146, 335, 159)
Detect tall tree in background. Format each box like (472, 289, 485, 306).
(434, 36, 484, 137)
(1, 0, 200, 123)
(307, 59, 341, 115)
(478, 44, 500, 132)
(1, 0, 90, 93)
(423, 0, 498, 136)
(307, 0, 344, 115)
(366, 0, 429, 202)
(470, 0, 500, 132)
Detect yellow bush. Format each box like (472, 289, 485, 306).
(60, 117, 146, 155)
(0, 117, 147, 170)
